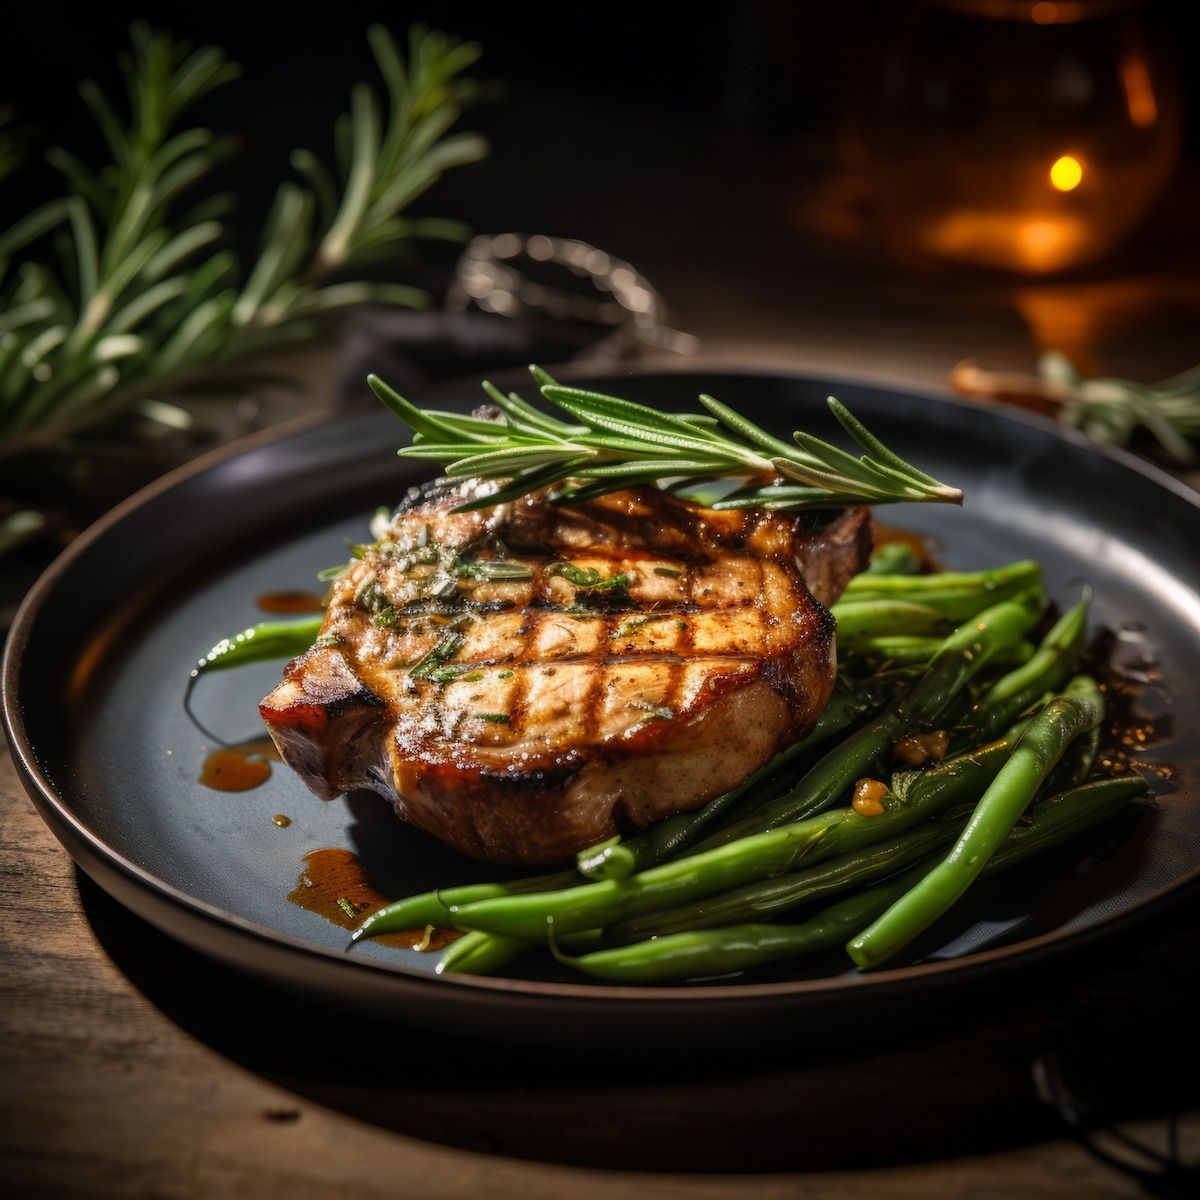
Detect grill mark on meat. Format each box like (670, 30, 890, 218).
(581, 635, 605, 745)
(509, 642, 533, 738)
(668, 607, 695, 719)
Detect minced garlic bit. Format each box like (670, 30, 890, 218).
(851, 778, 890, 817)
(893, 729, 950, 766)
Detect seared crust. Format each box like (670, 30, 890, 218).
(260, 484, 871, 865)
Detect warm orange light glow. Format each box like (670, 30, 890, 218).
(1031, 2, 1059, 24)
(1121, 53, 1158, 128)
(924, 211, 1089, 274)
(1049, 155, 1083, 191)
(1017, 219, 1073, 267)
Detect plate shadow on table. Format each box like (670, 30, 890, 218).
(75, 851, 1200, 1175)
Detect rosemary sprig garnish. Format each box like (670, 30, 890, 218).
(368, 366, 963, 512)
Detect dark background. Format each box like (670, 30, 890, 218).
(0, 2, 865, 269)
(2, 0, 1198, 404)
(4, 2, 1193, 276)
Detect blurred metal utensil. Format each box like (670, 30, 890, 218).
(449, 233, 698, 358)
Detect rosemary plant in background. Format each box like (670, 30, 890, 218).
(0, 22, 486, 485)
(953, 352, 1200, 466)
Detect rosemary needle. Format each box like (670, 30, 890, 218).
(368, 367, 964, 513)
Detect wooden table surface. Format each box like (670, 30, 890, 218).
(3, 733, 1198, 1199)
(3, 329, 1199, 1198)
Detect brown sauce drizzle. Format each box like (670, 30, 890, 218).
(1094, 625, 1176, 781)
(256, 591, 327, 614)
(199, 737, 281, 792)
(287, 848, 458, 951)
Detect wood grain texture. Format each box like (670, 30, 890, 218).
(2, 738, 1197, 1200)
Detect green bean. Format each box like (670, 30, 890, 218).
(351, 866, 582, 941)
(556, 776, 1146, 982)
(985, 639, 1037, 670)
(1039, 725, 1100, 797)
(841, 560, 1042, 621)
(845, 637, 1037, 670)
(575, 668, 919, 882)
(864, 542, 925, 575)
(447, 810, 871, 941)
(190, 614, 326, 675)
(842, 635, 946, 666)
(690, 590, 1044, 850)
(557, 865, 937, 984)
(986, 775, 1145, 862)
(793, 668, 924, 756)
(831, 600, 948, 641)
(436, 931, 529, 975)
(847, 675, 1106, 969)
(970, 595, 1089, 741)
(609, 813, 961, 940)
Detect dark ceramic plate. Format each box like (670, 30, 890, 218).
(5, 370, 1200, 1047)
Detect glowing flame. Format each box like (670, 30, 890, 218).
(1049, 155, 1083, 192)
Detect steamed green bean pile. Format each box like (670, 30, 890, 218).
(343, 555, 1148, 983)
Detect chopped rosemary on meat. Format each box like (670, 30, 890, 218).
(356, 579, 389, 613)
(423, 666, 463, 683)
(477, 713, 510, 724)
(612, 613, 680, 638)
(313, 633, 342, 648)
(547, 561, 631, 593)
(630, 699, 675, 720)
(452, 555, 534, 581)
(409, 631, 465, 679)
(372, 606, 397, 628)
(368, 365, 963, 512)
(653, 565, 684, 578)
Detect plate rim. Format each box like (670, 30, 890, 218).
(5, 365, 1200, 1008)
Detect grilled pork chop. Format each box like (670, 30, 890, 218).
(261, 483, 872, 865)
